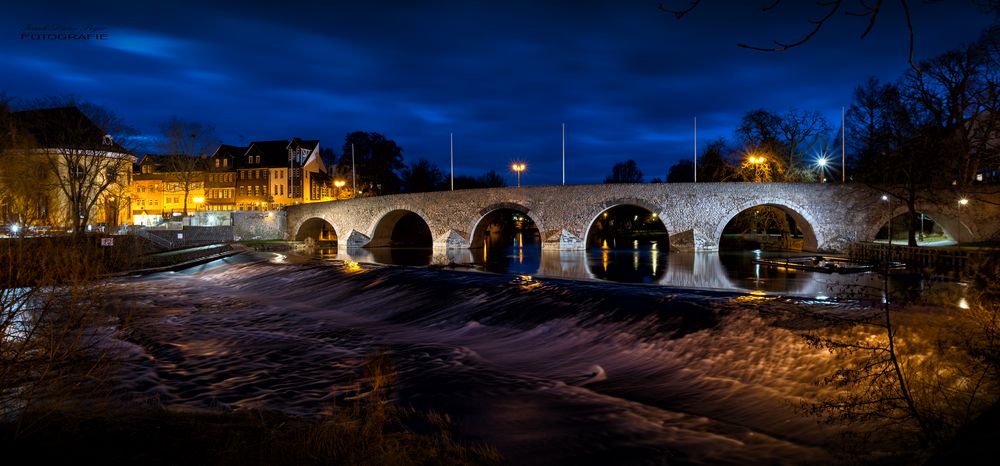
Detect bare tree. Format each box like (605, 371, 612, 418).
(801, 267, 1000, 462)
(735, 109, 829, 181)
(15, 99, 136, 238)
(159, 117, 219, 217)
(903, 28, 1000, 189)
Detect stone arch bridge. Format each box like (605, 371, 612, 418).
(286, 183, 1000, 253)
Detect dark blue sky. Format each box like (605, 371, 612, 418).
(2, 1, 995, 185)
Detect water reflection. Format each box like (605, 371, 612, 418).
(314, 244, 932, 298)
(586, 243, 666, 284)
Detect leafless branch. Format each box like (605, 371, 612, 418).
(737, 0, 843, 52)
(900, 0, 920, 73)
(658, 0, 701, 19)
(845, 0, 884, 40)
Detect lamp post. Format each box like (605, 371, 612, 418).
(512, 163, 526, 188)
(958, 198, 969, 244)
(745, 154, 767, 182)
(881, 195, 892, 245)
(816, 156, 828, 183)
(334, 179, 345, 199)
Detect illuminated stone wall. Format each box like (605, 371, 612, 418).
(233, 210, 286, 241)
(286, 183, 1000, 252)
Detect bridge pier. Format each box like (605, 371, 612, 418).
(541, 229, 585, 251)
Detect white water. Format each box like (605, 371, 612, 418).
(104, 253, 901, 465)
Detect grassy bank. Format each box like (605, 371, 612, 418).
(2, 405, 503, 466)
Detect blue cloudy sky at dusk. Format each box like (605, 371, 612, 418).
(1, 1, 996, 185)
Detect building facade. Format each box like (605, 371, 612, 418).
(235, 138, 332, 210)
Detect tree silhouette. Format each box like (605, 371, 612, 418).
(159, 117, 218, 217)
(337, 132, 404, 196)
(604, 159, 644, 183)
(400, 158, 445, 193)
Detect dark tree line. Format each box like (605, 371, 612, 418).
(332, 131, 505, 195)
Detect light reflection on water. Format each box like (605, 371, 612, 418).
(310, 245, 932, 298)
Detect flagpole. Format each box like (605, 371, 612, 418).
(561, 123, 565, 185)
(450, 132, 454, 191)
(693, 116, 697, 183)
(841, 106, 846, 183)
(351, 143, 356, 195)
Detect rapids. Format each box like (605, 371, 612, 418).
(105, 252, 897, 465)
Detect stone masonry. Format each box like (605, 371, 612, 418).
(286, 183, 1000, 253)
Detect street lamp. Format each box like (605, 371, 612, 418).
(744, 154, 767, 182)
(958, 198, 969, 244)
(334, 179, 345, 199)
(816, 156, 828, 182)
(512, 162, 526, 188)
(881, 195, 892, 245)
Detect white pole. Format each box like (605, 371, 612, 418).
(693, 116, 697, 183)
(841, 106, 846, 183)
(351, 143, 356, 195)
(450, 132, 454, 191)
(561, 123, 565, 185)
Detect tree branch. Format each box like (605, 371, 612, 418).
(737, 0, 843, 52)
(658, 0, 702, 19)
(900, 0, 920, 74)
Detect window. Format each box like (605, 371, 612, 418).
(215, 159, 220, 168)
(263, 171, 268, 180)
(223, 159, 228, 167)
(255, 155, 260, 164)
(248, 156, 252, 165)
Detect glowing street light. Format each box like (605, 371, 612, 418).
(815, 156, 828, 182)
(958, 198, 969, 244)
(744, 153, 768, 182)
(512, 162, 526, 188)
(334, 179, 345, 199)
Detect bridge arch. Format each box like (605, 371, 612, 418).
(368, 208, 433, 248)
(714, 199, 822, 251)
(582, 198, 672, 250)
(294, 217, 339, 242)
(862, 204, 974, 244)
(469, 202, 541, 250)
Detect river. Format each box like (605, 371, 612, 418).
(104, 247, 966, 465)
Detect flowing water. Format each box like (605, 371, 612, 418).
(105, 249, 964, 465)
